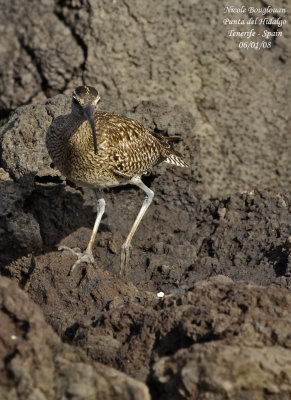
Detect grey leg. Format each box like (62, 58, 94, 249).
(120, 180, 154, 276)
(59, 189, 105, 273)
(85, 189, 106, 255)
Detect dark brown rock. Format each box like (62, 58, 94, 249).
(8, 272, 289, 399)
(0, 89, 290, 400)
(0, 93, 200, 269)
(0, 276, 150, 400)
(0, 2, 290, 398)
(0, 0, 289, 194)
(62, 275, 291, 399)
(0, 0, 83, 116)
(150, 276, 291, 399)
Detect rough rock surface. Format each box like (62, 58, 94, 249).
(1, 94, 290, 288)
(0, 276, 150, 400)
(150, 276, 291, 400)
(0, 96, 200, 269)
(0, 93, 291, 399)
(0, 85, 291, 399)
(0, 1, 291, 399)
(0, 0, 290, 194)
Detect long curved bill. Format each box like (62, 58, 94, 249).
(83, 105, 98, 155)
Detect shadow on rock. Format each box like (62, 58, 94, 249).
(0, 176, 100, 271)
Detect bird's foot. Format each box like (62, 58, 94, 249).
(120, 243, 132, 277)
(58, 245, 95, 274)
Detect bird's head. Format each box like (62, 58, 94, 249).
(72, 86, 101, 155)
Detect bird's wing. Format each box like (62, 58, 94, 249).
(108, 118, 164, 177)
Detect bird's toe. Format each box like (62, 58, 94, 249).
(58, 245, 95, 274)
(58, 245, 82, 257)
(69, 251, 95, 274)
(120, 243, 132, 276)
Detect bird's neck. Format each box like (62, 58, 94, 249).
(64, 113, 87, 139)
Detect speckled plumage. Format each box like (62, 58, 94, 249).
(47, 111, 188, 188)
(46, 86, 189, 276)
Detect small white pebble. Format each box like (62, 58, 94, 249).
(11, 335, 18, 340)
(157, 292, 165, 298)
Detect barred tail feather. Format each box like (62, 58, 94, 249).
(163, 153, 190, 168)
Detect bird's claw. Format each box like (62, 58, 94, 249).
(58, 245, 95, 274)
(120, 243, 132, 277)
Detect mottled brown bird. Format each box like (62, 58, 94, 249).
(46, 86, 189, 276)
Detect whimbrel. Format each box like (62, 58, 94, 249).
(46, 86, 189, 276)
